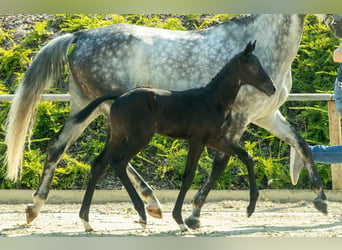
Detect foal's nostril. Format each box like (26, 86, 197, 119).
(265, 84, 276, 96)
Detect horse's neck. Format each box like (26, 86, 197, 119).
(206, 15, 306, 75)
(207, 14, 306, 104)
(251, 15, 305, 81)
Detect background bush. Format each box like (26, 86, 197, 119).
(0, 14, 340, 190)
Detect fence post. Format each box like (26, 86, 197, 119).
(328, 100, 342, 190)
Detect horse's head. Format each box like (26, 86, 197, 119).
(237, 41, 276, 97)
(317, 14, 342, 39)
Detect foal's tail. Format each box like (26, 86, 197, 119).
(5, 33, 77, 181)
(73, 95, 120, 124)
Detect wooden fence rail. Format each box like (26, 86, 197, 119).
(1, 93, 342, 189)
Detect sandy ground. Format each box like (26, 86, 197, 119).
(1, 200, 342, 237)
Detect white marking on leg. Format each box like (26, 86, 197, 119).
(178, 224, 188, 232)
(81, 219, 94, 232)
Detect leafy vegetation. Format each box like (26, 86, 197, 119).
(0, 14, 340, 190)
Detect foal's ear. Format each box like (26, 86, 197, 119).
(243, 40, 256, 56)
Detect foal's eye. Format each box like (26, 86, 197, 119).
(249, 64, 258, 73)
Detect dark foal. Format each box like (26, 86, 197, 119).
(76, 41, 276, 232)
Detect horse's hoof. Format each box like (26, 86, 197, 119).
(146, 207, 163, 219)
(26, 205, 38, 224)
(313, 198, 328, 215)
(184, 215, 201, 229)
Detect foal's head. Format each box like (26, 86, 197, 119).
(234, 41, 276, 97)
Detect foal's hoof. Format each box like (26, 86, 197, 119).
(26, 205, 38, 224)
(313, 198, 328, 215)
(135, 219, 147, 229)
(246, 205, 255, 218)
(85, 228, 94, 233)
(146, 207, 163, 219)
(178, 224, 189, 233)
(184, 215, 201, 229)
(81, 219, 94, 232)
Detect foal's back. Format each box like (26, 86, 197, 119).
(109, 86, 226, 141)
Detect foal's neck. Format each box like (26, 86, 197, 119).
(206, 63, 241, 110)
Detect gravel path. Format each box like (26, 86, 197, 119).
(1, 200, 342, 237)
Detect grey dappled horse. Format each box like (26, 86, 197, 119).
(74, 41, 275, 232)
(5, 14, 342, 229)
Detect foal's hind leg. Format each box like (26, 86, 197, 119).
(110, 135, 156, 229)
(26, 106, 161, 223)
(79, 147, 110, 232)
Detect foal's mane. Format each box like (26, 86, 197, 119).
(205, 52, 241, 89)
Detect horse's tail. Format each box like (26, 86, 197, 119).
(5, 33, 77, 181)
(72, 95, 120, 125)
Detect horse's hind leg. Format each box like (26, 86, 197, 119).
(126, 165, 162, 219)
(26, 104, 101, 224)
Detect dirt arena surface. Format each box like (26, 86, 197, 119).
(1, 200, 342, 237)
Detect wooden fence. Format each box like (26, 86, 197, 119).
(1, 93, 342, 189)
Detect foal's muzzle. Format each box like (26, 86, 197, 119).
(261, 80, 276, 97)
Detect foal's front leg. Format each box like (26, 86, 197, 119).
(210, 139, 259, 215)
(185, 151, 230, 229)
(230, 144, 259, 217)
(172, 140, 205, 232)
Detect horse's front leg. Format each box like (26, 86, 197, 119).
(173, 141, 204, 232)
(253, 110, 327, 214)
